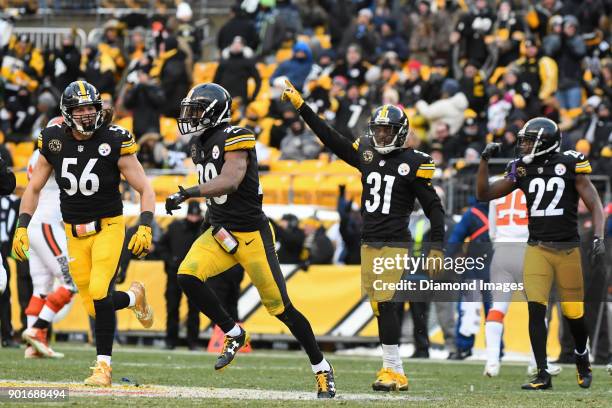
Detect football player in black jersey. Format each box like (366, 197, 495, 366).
(12, 81, 156, 387)
(477, 117, 606, 390)
(164, 83, 335, 399)
(283, 80, 445, 391)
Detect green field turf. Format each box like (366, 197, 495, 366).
(0, 344, 610, 407)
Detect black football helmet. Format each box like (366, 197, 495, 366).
(178, 83, 232, 135)
(517, 117, 561, 163)
(60, 81, 104, 136)
(367, 104, 409, 154)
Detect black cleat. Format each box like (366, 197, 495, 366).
(214, 328, 250, 371)
(447, 349, 472, 360)
(315, 364, 336, 398)
(575, 351, 592, 389)
(521, 369, 552, 390)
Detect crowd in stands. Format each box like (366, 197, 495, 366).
(1, 0, 611, 177)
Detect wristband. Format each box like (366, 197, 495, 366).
(183, 186, 201, 199)
(138, 211, 154, 227)
(17, 213, 32, 228)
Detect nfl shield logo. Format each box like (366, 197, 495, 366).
(78, 145, 84, 153)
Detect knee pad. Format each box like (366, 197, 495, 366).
(45, 286, 74, 313)
(561, 302, 584, 319)
(25, 295, 45, 317)
(486, 309, 505, 323)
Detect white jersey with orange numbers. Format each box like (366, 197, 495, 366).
(27, 149, 62, 225)
(488, 188, 528, 243)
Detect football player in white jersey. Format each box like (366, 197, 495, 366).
(484, 186, 560, 377)
(21, 117, 75, 359)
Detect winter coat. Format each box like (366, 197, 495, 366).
(416, 92, 469, 135)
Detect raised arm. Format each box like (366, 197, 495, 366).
(476, 143, 516, 201)
(282, 80, 360, 168)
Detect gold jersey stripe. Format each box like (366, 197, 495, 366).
(416, 168, 435, 179)
(575, 165, 592, 174)
(120, 143, 138, 155)
(226, 134, 255, 143)
(352, 139, 360, 151)
(225, 140, 256, 151)
(225, 136, 256, 147)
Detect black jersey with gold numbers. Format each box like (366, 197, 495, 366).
(189, 124, 265, 231)
(298, 104, 444, 243)
(505, 150, 592, 242)
(38, 123, 137, 224)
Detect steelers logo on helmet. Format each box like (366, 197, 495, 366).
(60, 81, 104, 137)
(179, 83, 232, 136)
(368, 104, 409, 155)
(517, 117, 560, 164)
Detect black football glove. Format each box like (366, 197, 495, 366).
(165, 186, 189, 215)
(590, 236, 605, 265)
(481, 143, 501, 161)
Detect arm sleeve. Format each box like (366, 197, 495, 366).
(298, 103, 360, 168)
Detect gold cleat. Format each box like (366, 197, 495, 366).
(129, 281, 154, 328)
(84, 361, 112, 387)
(372, 368, 408, 391)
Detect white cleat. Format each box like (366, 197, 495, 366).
(24, 345, 42, 359)
(484, 361, 500, 377)
(527, 363, 562, 377)
(22, 328, 64, 359)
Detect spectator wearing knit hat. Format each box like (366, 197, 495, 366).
(544, 15, 587, 110)
(269, 41, 313, 92)
(150, 36, 190, 119)
(214, 36, 261, 106)
(339, 8, 380, 61)
(416, 78, 469, 135)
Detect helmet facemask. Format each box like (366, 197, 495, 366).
(62, 102, 104, 137)
(517, 127, 560, 164)
(368, 122, 407, 154)
(178, 97, 230, 136)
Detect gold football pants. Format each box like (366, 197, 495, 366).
(523, 244, 584, 319)
(178, 223, 290, 315)
(64, 215, 125, 317)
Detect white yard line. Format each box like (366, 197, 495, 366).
(0, 379, 432, 401)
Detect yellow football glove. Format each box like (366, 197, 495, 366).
(426, 248, 445, 278)
(12, 227, 30, 261)
(281, 79, 304, 109)
(128, 225, 152, 258)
